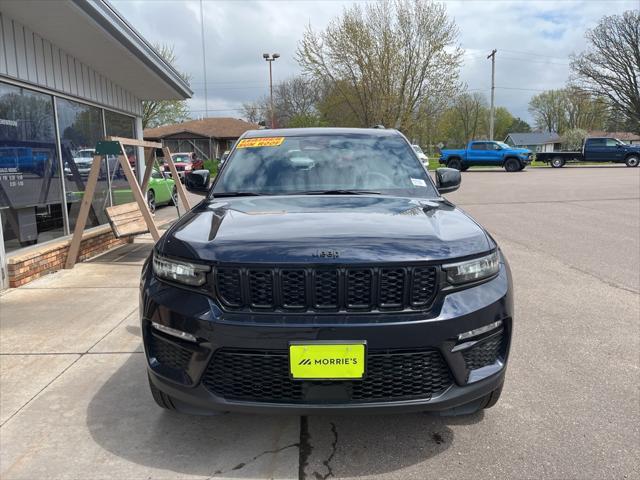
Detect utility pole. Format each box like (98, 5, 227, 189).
(487, 49, 497, 140)
(200, 0, 209, 118)
(262, 53, 280, 128)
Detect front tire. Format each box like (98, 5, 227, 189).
(551, 157, 565, 168)
(625, 155, 639, 167)
(169, 186, 178, 206)
(504, 158, 520, 172)
(148, 374, 176, 410)
(436, 384, 503, 416)
(447, 158, 462, 170)
(146, 190, 156, 213)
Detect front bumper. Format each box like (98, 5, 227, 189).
(140, 258, 513, 414)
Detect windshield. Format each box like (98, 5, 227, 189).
(75, 150, 94, 158)
(495, 142, 511, 149)
(212, 134, 438, 198)
(172, 154, 192, 163)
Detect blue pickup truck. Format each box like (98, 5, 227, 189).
(439, 141, 532, 172)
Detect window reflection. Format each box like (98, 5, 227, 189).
(105, 110, 137, 205)
(56, 97, 110, 229)
(0, 82, 64, 252)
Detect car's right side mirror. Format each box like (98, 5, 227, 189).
(185, 170, 211, 196)
(435, 167, 461, 194)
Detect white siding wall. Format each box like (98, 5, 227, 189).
(0, 11, 142, 116)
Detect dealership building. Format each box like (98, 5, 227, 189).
(0, 0, 191, 289)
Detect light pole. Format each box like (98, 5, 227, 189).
(487, 49, 497, 140)
(263, 53, 280, 128)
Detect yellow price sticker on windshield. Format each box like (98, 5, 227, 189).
(236, 137, 285, 148)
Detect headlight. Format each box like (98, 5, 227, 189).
(443, 251, 499, 285)
(152, 252, 210, 286)
(185, 164, 192, 171)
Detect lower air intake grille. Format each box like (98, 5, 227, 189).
(462, 330, 505, 370)
(149, 333, 192, 371)
(201, 348, 452, 403)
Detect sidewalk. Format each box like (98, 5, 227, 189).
(0, 238, 299, 480)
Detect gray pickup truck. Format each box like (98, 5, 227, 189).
(536, 137, 640, 168)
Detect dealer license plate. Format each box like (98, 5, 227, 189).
(289, 342, 366, 380)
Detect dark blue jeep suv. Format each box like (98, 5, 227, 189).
(140, 128, 513, 415)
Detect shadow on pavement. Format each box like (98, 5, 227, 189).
(86, 353, 485, 477)
(86, 354, 299, 478)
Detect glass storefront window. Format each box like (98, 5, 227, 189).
(0, 82, 64, 252)
(104, 110, 137, 205)
(56, 97, 110, 230)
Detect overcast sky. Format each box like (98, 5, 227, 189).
(111, 0, 638, 125)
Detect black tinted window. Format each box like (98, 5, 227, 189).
(470, 143, 485, 150)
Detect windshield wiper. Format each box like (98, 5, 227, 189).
(289, 189, 381, 195)
(212, 191, 264, 198)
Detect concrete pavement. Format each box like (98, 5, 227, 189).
(1, 166, 638, 479)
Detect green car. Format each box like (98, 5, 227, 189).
(112, 169, 177, 213)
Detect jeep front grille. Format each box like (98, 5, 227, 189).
(214, 265, 438, 312)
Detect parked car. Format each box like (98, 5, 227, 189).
(536, 137, 640, 168)
(145, 169, 177, 213)
(141, 127, 513, 416)
(412, 144, 429, 166)
(220, 150, 231, 165)
(64, 148, 95, 177)
(163, 152, 203, 182)
(440, 141, 532, 172)
(0, 146, 49, 177)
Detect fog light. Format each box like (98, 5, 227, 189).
(151, 322, 197, 342)
(458, 320, 502, 341)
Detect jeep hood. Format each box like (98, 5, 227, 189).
(159, 196, 493, 264)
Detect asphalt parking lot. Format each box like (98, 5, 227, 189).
(1, 166, 638, 479)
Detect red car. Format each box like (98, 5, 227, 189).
(162, 152, 203, 182)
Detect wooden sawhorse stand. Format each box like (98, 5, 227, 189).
(64, 137, 191, 269)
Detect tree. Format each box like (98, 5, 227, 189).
(570, 10, 640, 133)
(242, 102, 263, 124)
(242, 76, 323, 128)
(273, 77, 321, 126)
(561, 128, 588, 150)
(528, 89, 567, 132)
(297, 0, 463, 131)
(493, 107, 515, 141)
(453, 92, 488, 143)
(562, 86, 608, 131)
(507, 117, 531, 134)
(142, 44, 190, 129)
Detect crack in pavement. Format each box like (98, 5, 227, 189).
(298, 416, 313, 479)
(206, 442, 300, 478)
(310, 422, 338, 480)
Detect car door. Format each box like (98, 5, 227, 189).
(467, 142, 486, 164)
(604, 138, 625, 162)
(485, 142, 504, 165)
(585, 138, 606, 162)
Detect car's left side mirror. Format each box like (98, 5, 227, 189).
(435, 167, 461, 194)
(185, 170, 210, 196)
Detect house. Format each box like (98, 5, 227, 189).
(587, 131, 640, 145)
(143, 118, 260, 160)
(0, 0, 192, 288)
(504, 132, 562, 153)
